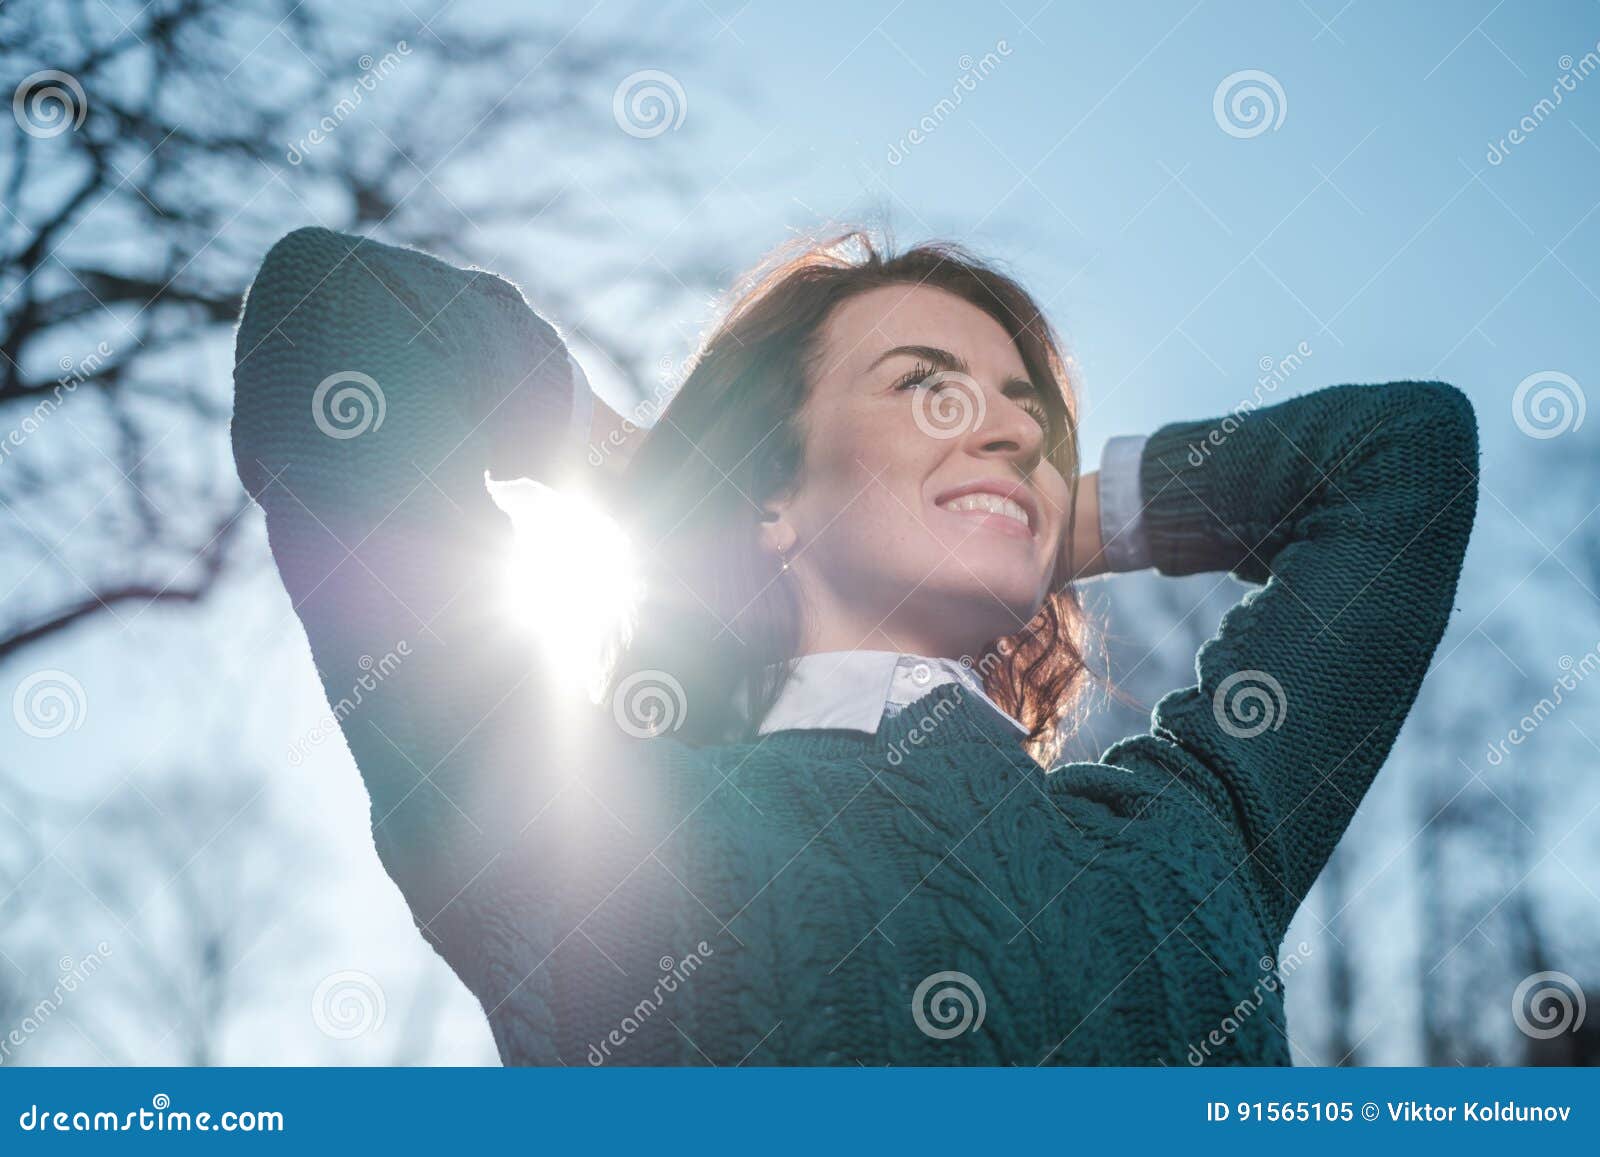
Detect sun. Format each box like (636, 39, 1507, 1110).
(488, 476, 640, 699)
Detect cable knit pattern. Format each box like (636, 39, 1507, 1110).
(231, 227, 1478, 1066)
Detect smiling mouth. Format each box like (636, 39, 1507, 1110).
(935, 492, 1034, 537)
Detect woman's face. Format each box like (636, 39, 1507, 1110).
(766, 283, 1072, 658)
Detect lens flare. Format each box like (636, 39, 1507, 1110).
(489, 477, 640, 698)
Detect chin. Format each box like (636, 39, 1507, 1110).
(949, 542, 1050, 600)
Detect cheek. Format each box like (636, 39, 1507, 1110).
(790, 410, 938, 551)
(796, 404, 900, 501)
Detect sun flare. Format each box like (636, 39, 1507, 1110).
(488, 476, 640, 698)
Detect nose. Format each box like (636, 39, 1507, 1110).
(963, 382, 1045, 475)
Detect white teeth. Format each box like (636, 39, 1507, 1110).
(938, 492, 1031, 529)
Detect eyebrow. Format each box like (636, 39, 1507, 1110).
(868, 344, 1038, 396)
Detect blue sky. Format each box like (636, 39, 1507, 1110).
(591, 0, 1598, 473)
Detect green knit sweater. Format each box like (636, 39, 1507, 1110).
(231, 226, 1478, 1066)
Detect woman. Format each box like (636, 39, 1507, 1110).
(232, 225, 1477, 1065)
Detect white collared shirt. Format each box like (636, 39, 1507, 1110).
(756, 650, 1028, 736)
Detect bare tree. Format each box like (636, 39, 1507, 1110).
(0, 0, 714, 662)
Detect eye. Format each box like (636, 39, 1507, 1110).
(891, 362, 938, 392)
(1012, 393, 1052, 435)
(893, 364, 1054, 436)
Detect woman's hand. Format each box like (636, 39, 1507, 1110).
(1062, 470, 1110, 583)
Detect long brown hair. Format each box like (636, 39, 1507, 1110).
(604, 230, 1095, 765)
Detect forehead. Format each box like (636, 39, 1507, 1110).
(814, 283, 1024, 381)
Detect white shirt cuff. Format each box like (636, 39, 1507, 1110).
(1097, 434, 1152, 572)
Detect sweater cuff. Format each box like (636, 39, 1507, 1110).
(1097, 435, 1153, 572)
(1138, 419, 1244, 577)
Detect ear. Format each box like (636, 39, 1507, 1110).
(756, 496, 797, 559)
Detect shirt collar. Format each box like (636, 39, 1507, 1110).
(755, 650, 1027, 737)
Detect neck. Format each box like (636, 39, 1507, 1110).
(786, 551, 1041, 659)
(797, 623, 945, 658)
(792, 581, 990, 661)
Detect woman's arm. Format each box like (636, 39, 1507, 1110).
(232, 228, 616, 1028)
(1067, 381, 1478, 946)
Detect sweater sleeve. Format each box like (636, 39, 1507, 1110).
(1092, 381, 1478, 944)
(231, 227, 643, 1054)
